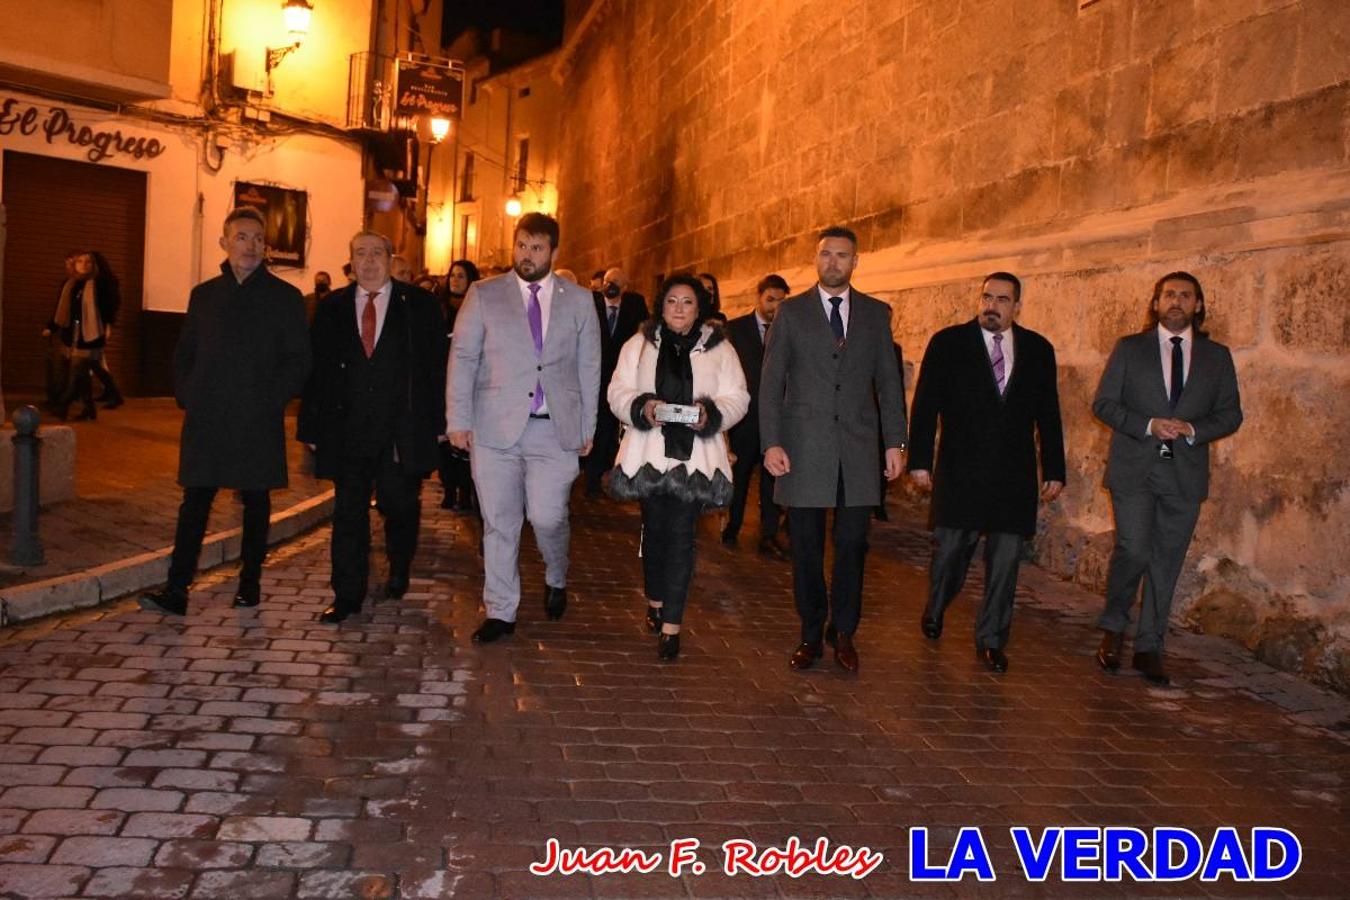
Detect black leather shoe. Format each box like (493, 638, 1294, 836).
(757, 537, 789, 561)
(231, 584, 261, 608)
(472, 618, 516, 643)
(979, 648, 1009, 673)
(834, 633, 859, 673)
(1097, 629, 1124, 672)
(720, 528, 737, 547)
(544, 585, 567, 620)
(1132, 651, 1170, 685)
(139, 588, 187, 617)
(384, 575, 409, 601)
(101, 394, 123, 410)
(920, 613, 943, 640)
(319, 605, 356, 624)
(645, 605, 662, 633)
(75, 405, 97, 421)
(789, 641, 823, 671)
(657, 632, 680, 661)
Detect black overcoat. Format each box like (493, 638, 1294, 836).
(906, 319, 1066, 536)
(725, 312, 767, 460)
(297, 281, 448, 480)
(174, 262, 312, 490)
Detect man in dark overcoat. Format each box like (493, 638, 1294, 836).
(906, 272, 1066, 673)
(298, 230, 448, 624)
(139, 206, 311, 616)
(723, 273, 790, 558)
(760, 226, 908, 673)
(583, 266, 647, 498)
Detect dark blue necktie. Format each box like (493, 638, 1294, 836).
(1168, 336, 1184, 411)
(828, 296, 844, 343)
(606, 305, 617, 336)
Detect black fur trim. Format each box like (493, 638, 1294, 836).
(629, 392, 659, 430)
(695, 395, 723, 435)
(638, 320, 727, 351)
(607, 463, 735, 508)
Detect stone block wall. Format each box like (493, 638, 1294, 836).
(554, 0, 1350, 690)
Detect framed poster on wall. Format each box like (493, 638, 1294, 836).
(232, 181, 308, 268)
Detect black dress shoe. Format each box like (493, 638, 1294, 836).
(543, 585, 567, 620)
(75, 406, 97, 421)
(139, 588, 187, 617)
(920, 614, 943, 640)
(657, 632, 680, 661)
(472, 618, 516, 643)
(834, 632, 859, 673)
(319, 605, 356, 624)
(720, 528, 737, 547)
(1097, 629, 1124, 672)
(789, 641, 823, 671)
(231, 584, 261, 608)
(101, 394, 123, 409)
(385, 575, 409, 601)
(979, 648, 1009, 673)
(645, 605, 663, 633)
(1132, 651, 1170, 685)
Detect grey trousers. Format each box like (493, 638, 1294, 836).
(1098, 463, 1202, 654)
(471, 417, 578, 622)
(925, 526, 1024, 651)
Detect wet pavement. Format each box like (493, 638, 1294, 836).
(0, 484, 1347, 898)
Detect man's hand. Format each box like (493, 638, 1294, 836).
(449, 430, 473, 451)
(579, 440, 593, 457)
(1149, 418, 1189, 440)
(883, 447, 904, 481)
(763, 446, 790, 477)
(909, 469, 932, 492)
(1041, 480, 1064, 502)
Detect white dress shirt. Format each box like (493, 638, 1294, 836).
(516, 271, 554, 415)
(356, 281, 392, 347)
(755, 311, 771, 343)
(981, 324, 1015, 386)
(816, 285, 851, 338)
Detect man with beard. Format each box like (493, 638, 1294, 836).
(906, 273, 1065, 674)
(1092, 271, 1242, 685)
(723, 273, 791, 559)
(447, 213, 601, 642)
(760, 226, 907, 673)
(584, 266, 647, 498)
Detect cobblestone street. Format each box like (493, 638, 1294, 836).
(1, 487, 1347, 898)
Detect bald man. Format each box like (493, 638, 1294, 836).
(584, 267, 648, 497)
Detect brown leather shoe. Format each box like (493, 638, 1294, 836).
(1097, 629, 1124, 672)
(1131, 650, 1170, 686)
(789, 641, 823, 671)
(833, 632, 859, 673)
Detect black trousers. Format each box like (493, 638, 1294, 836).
(584, 407, 621, 492)
(787, 470, 871, 642)
(331, 446, 423, 611)
(725, 452, 782, 541)
(639, 492, 701, 625)
(167, 486, 270, 591)
(437, 444, 476, 507)
(925, 527, 1024, 651)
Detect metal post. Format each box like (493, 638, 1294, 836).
(10, 405, 44, 566)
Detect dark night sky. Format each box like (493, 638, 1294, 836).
(441, 0, 564, 45)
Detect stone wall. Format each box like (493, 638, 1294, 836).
(553, 0, 1350, 691)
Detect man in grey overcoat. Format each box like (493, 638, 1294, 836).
(140, 206, 311, 616)
(761, 225, 908, 673)
(447, 212, 602, 643)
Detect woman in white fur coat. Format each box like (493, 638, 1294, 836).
(607, 274, 750, 660)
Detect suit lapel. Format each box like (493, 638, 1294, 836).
(967, 320, 1003, 402)
(541, 279, 570, 360)
(1142, 332, 1170, 407)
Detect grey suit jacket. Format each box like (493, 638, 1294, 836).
(446, 272, 602, 451)
(760, 286, 907, 508)
(1092, 329, 1242, 502)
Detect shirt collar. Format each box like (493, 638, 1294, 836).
(515, 271, 553, 297)
(1157, 323, 1193, 344)
(754, 311, 770, 329)
(358, 281, 392, 302)
(818, 284, 851, 304)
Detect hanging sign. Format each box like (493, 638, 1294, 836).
(0, 96, 166, 164)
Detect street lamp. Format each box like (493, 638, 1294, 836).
(429, 116, 451, 144)
(504, 195, 523, 217)
(267, 0, 314, 72)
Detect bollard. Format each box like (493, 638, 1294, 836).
(10, 404, 44, 566)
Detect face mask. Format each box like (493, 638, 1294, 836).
(603, 283, 621, 299)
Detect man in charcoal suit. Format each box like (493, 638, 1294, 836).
(583, 266, 647, 497)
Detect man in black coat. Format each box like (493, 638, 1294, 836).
(582, 266, 647, 497)
(906, 272, 1065, 674)
(723, 273, 790, 559)
(139, 207, 312, 616)
(298, 230, 448, 624)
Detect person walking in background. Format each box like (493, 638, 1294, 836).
(584, 266, 647, 498)
(46, 250, 123, 420)
(139, 207, 311, 616)
(606, 274, 748, 660)
(439, 259, 481, 513)
(698, 272, 728, 323)
(42, 253, 77, 411)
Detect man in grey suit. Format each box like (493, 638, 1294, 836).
(447, 213, 602, 643)
(761, 226, 908, 673)
(1092, 271, 1243, 685)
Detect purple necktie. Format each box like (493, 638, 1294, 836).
(528, 283, 544, 413)
(991, 332, 1006, 394)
